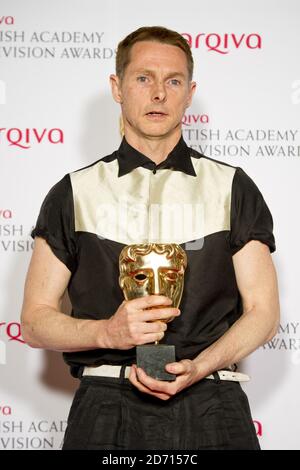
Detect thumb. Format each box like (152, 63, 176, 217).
(165, 362, 184, 374)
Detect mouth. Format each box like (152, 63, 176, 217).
(146, 111, 167, 115)
(146, 111, 168, 119)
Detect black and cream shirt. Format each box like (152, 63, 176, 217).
(31, 136, 276, 377)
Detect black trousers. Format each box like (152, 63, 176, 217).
(62, 372, 260, 450)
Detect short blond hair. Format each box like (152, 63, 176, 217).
(116, 26, 194, 81)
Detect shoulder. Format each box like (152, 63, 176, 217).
(189, 147, 240, 190)
(68, 151, 119, 188)
(190, 147, 237, 178)
(189, 147, 260, 192)
(46, 173, 72, 198)
(38, 174, 73, 209)
(190, 147, 237, 171)
(70, 151, 118, 176)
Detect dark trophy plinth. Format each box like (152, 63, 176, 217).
(136, 344, 176, 381)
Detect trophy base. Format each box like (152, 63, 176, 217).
(136, 344, 176, 381)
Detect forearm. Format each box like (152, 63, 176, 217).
(21, 306, 109, 352)
(193, 306, 279, 380)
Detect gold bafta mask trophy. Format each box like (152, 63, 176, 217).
(119, 243, 187, 381)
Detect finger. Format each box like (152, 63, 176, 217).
(135, 367, 175, 394)
(129, 365, 171, 401)
(165, 360, 192, 375)
(129, 295, 173, 310)
(165, 362, 186, 375)
(139, 331, 166, 344)
(140, 307, 180, 322)
(140, 321, 167, 334)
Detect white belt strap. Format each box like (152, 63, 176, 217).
(82, 365, 250, 382)
(83, 365, 131, 379)
(205, 370, 250, 382)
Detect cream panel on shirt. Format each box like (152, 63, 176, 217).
(70, 157, 236, 245)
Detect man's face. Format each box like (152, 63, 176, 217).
(110, 41, 196, 139)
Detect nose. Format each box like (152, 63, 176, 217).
(151, 80, 166, 103)
(153, 270, 160, 294)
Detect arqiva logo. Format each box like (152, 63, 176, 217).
(0, 405, 12, 416)
(181, 32, 262, 54)
(0, 322, 25, 364)
(182, 114, 209, 126)
(0, 128, 64, 149)
(0, 209, 12, 219)
(253, 420, 263, 437)
(0, 322, 25, 344)
(0, 16, 14, 25)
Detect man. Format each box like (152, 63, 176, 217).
(21, 26, 280, 450)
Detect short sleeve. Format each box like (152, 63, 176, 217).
(31, 174, 77, 272)
(229, 167, 276, 255)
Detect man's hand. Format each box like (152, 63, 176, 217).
(21, 238, 179, 353)
(128, 240, 280, 400)
(102, 295, 180, 350)
(129, 360, 200, 401)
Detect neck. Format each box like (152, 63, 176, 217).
(124, 128, 182, 165)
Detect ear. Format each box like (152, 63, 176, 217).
(110, 74, 123, 104)
(186, 81, 197, 109)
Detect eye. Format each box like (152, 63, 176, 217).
(169, 79, 180, 86)
(137, 76, 148, 83)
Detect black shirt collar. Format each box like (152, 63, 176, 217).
(117, 136, 196, 177)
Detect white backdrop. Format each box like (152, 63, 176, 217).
(0, 0, 299, 450)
